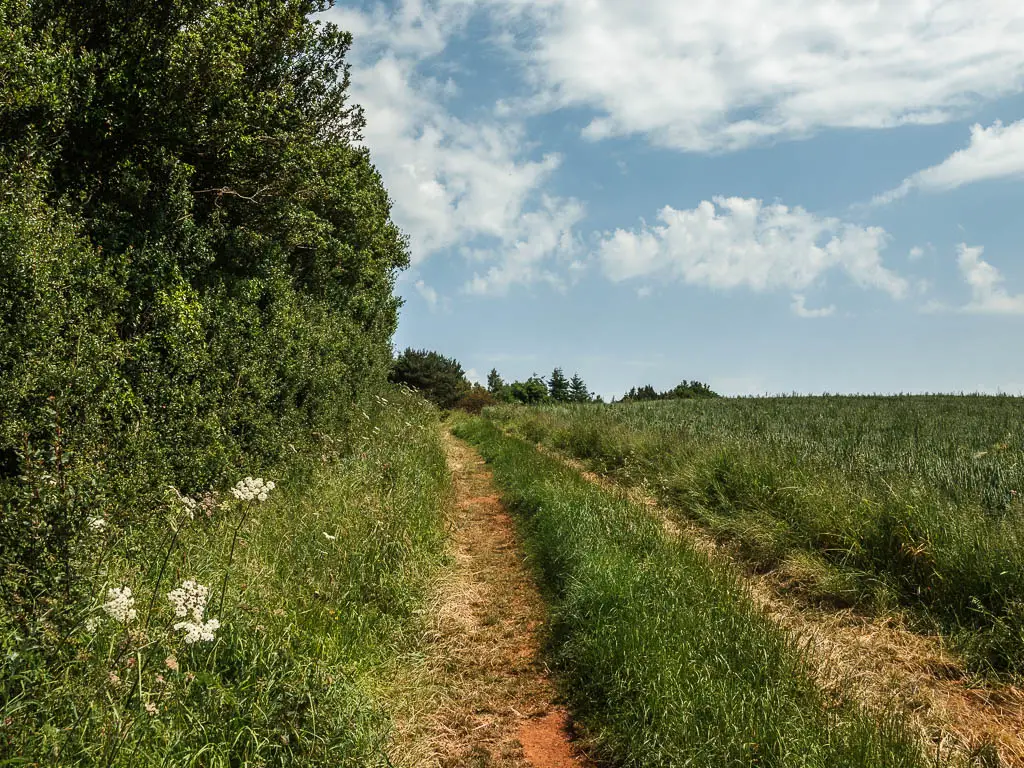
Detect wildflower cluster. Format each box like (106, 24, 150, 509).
(88, 516, 108, 532)
(102, 587, 137, 624)
(167, 580, 220, 644)
(230, 477, 276, 502)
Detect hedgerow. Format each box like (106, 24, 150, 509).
(1, 0, 406, 608)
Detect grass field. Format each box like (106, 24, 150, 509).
(452, 415, 930, 767)
(485, 396, 1024, 676)
(0, 387, 449, 767)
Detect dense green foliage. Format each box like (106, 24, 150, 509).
(509, 375, 550, 404)
(1, 0, 408, 605)
(1, 388, 449, 766)
(452, 416, 928, 768)
(389, 347, 470, 409)
(620, 380, 719, 401)
(487, 396, 1024, 675)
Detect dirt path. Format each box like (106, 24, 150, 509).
(527, 441, 1024, 766)
(393, 433, 592, 768)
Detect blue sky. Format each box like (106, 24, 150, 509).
(323, 0, 1024, 399)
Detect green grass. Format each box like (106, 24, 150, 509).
(0, 386, 449, 767)
(485, 396, 1024, 676)
(452, 415, 930, 768)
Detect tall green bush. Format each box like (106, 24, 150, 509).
(0, 0, 408, 608)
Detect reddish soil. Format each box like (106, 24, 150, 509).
(396, 433, 592, 767)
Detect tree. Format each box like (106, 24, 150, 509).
(569, 373, 591, 403)
(548, 367, 571, 402)
(457, 384, 497, 414)
(389, 348, 469, 409)
(509, 375, 549, 405)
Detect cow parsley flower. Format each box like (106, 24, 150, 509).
(174, 618, 220, 644)
(167, 580, 220, 643)
(85, 616, 103, 632)
(169, 487, 199, 519)
(88, 516, 108, 532)
(230, 477, 276, 502)
(167, 580, 209, 621)
(102, 587, 137, 624)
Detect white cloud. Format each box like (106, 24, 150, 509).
(414, 279, 440, 309)
(463, 196, 585, 295)
(957, 244, 1024, 315)
(596, 197, 908, 299)
(874, 120, 1024, 204)
(909, 246, 925, 261)
(488, 0, 1024, 152)
(323, 1, 583, 291)
(791, 294, 836, 318)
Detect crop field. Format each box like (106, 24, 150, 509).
(485, 396, 1024, 676)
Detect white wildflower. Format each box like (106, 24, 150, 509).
(167, 580, 209, 622)
(85, 616, 103, 632)
(174, 618, 220, 644)
(230, 476, 275, 502)
(167, 580, 220, 643)
(102, 587, 137, 624)
(88, 516, 108, 532)
(170, 487, 199, 519)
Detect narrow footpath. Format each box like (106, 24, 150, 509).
(395, 432, 592, 768)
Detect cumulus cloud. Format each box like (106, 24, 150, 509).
(957, 244, 1024, 315)
(791, 294, 836, 318)
(596, 197, 908, 299)
(489, 0, 1024, 152)
(463, 196, 586, 295)
(414, 279, 440, 309)
(322, 1, 583, 290)
(874, 120, 1024, 204)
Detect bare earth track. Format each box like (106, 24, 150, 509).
(393, 433, 592, 767)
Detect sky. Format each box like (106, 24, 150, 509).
(321, 0, 1024, 399)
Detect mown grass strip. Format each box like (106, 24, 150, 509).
(453, 415, 930, 768)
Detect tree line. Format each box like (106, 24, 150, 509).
(389, 348, 718, 410)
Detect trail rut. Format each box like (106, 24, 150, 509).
(393, 433, 592, 768)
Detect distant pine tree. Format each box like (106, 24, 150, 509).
(487, 368, 505, 394)
(548, 367, 571, 402)
(569, 373, 590, 403)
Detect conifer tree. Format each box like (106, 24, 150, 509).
(548, 367, 571, 402)
(487, 368, 504, 394)
(569, 373, 590, 403)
